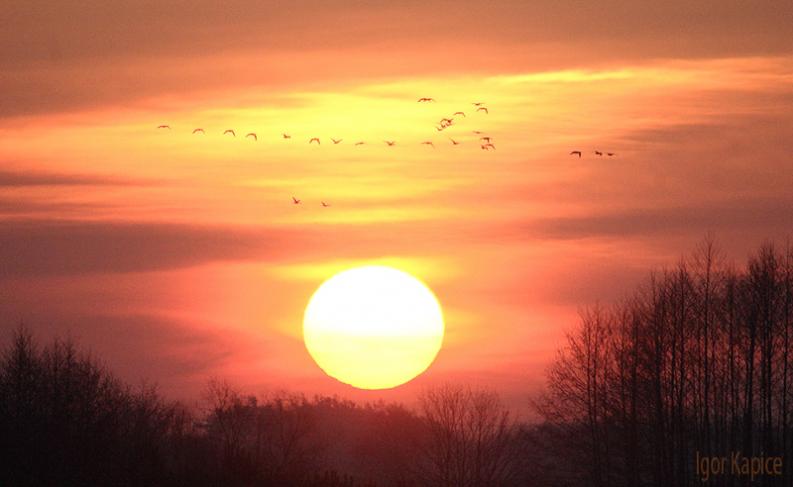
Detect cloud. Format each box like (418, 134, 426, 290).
(0, 219, 290, 277)
(0, 169, 141, 187)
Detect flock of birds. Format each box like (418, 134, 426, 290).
(156, 97, 615, 207)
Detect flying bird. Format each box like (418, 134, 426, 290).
(570, 150, 582, 157)
(472, 130, 483, 135)
(480, 136, 492, 143)
(594, 150, 603, 156)
(607, 152, 615, 156)
(384, 140, 396, 146)
(309, 138, 320, 145)
(435, 126, 445, 132)
(282, 133, 291, 139)
(453, 111, 466, 117)
(157, 125, 171, 129)
(246, 132, 257, 141)
(421, 141, 435, 148)
(321, 201, 330, 207)
(192, 128, 205, 134)
(481, 143, 496, 151)
(354, 141, 365, 146)
(472, 102, 485, 106)
(331, 138, 343, 144)
(449, 137, 460, 145)
(292, 196, 301, 205)
(223, 129, 236, 137)
(417, 97, 436, 102)
(476, 107, 489, 114)
(440, 118, 453, 127)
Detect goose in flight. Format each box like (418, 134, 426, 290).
(421, 141, 435, 148)
(246, 133, 257, 141)
(476, 107, 489, 114)
(321, 201, 330, 207)
(472, 130, 483, 135)
(223, 129, 236, 137)
(417, 97, 436, 102)
(282, 133, 291, 139)
(440, 118, 453, 127)
(453, 111, 466, 117)
(472, 102, 485, 106)
(481, 143, 496, 151)
(384, 140, 396, 146)
(354, 141, 365, 146)
(570, 150, 582, 157)
(449, 137, 460, 145)
(292, 196, 301, 205)
(309, 138, 320, 145)
(607, 152, 615, 156)
(480, 136, 492, 143)
(594, 150, 603, 156)
(157, 125, 171, 129)
(331, 138, 342, 144)
(192, 128, 205, 134)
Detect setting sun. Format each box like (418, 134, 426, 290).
(303, 266, 444, 390)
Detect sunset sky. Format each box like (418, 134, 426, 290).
(1, 1, 792, 411)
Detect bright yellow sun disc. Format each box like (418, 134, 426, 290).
(303, 266, 444, 389)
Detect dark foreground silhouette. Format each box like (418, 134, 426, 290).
(2, 239, 792, 486)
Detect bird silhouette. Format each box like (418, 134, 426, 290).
(472, 102, 485, 106)
(594, 150, 603, 156)
(246, 133, 257, 141)
(570, 150, 582, 157)
(449, 137, 460, 145)
(440, 118, 453, 127)
(321, 201, 330, 207)
(309, 138, 320, 145)
(223, 129, 236, 137)
(453, 111, 466, 117)
(384, 140, 396, 146)
(417, 97, 436, 102)
(421, 141, 435, 148)
(192, 128, 204, 134)
(282, 133, 291, 139)
(354, 141, 365, 146)
(331, 138, 343, 144)
(480, 136, 492, 143)
(476, 107, 489, 114)
(157, 125, 171, 129)
(292, 196, 301, 205)
(472, 130, 483, 135)
(607, 152, 615, 156)
(481, 143, 496, 150)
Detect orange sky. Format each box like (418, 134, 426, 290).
(1, 1, 792, 412)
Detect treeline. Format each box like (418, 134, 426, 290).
(0, 329, 531, 486)
(536, 239, 793, 486)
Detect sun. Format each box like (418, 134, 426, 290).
(303, 266, 444, 390)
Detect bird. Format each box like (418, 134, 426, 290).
(354, 141, 365, 146)
(223, 129, 236, 137)
(472, 130, 483, 135)
(417, 97, 436, 102)
(476, 107, 489, 114)
(321, 201, 330, 207)
(607, 152, 615, 156)
(481, 143, 496, 150)
(421, 141, 435, 148)
(246, 132, 257, 141)
(570, 150, 582, 157)
(157, 125, 171, 129)
(440, 118, 453, 127)
(435, 126, 445, 132)
(192, 128, 205, 134)
(309, 138, 320, 145)
(292, 196, 301, 205)
(594, 150, 603, 156)
(480, 136, 492, 143)
(453, 111, 466, 117)
(384, 140, 396, 146)
(472, 102, 485, 106)
(449, 137, 460, 145)
(331, 138, 343, 144)
(282, 133, 291, 139)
